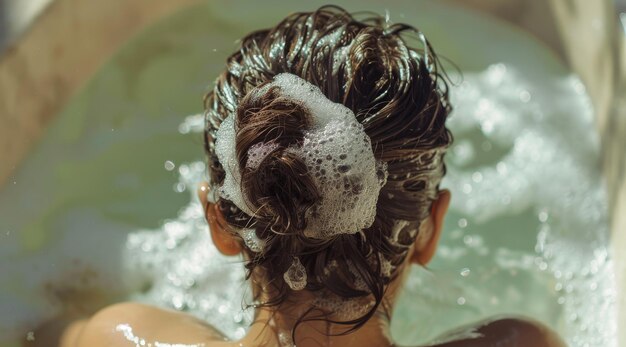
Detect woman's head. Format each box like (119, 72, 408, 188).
(202, 5, 452, 333)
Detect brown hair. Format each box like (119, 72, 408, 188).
(203, 5, 453, 338)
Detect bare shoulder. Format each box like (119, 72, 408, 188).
(478, 317, 566, 347)
(75, 302, 227, 347)
(428, 316, 567, 347)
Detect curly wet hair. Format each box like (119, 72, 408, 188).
(203, 4, 452, 338)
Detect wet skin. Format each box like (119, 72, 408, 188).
(27, 302, 566, 347)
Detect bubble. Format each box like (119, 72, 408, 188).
(174, 182, 186, 193)
(538, 209, 549, 222)
(496, 162, 507, 175)
(164, 160, 176, 171)
(460, 268, 471, 277)
(235, 328, 247, 340)
(519, 90, 531, 102)
(471, 171, 483, 183)
(337, 165, 351, 173)
(233, 311, 244, 323)
(457, 218, 468, 228)
(172, 295, 184, 310)
(178, 123, 190, 134)
(218, 304, 228, 314)
(457, 297, 466, 305)
(178, 164, 190, 176)
(451, 140, 475, 165)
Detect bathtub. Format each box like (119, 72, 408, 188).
(0, 1, 623, 346)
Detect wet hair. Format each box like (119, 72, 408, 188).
(203, 5, 452, 338)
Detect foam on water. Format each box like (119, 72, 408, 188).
(441, 64, 616, 346)
(123, 161, 252, 339)
(391, 64, 616, 346)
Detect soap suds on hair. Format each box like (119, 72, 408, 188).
(271, 73, 386, 238)
(215, 73, 387, 238)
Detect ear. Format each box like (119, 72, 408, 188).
(198, 183, 242, 256)
(411, 189, 451, 266)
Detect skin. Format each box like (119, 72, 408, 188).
(26, 184, 567, 347)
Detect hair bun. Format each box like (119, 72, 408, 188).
(235, 85, 321, 234)
(217, 74, 387, 240)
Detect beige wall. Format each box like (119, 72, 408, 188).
(0, 0, 202, 188)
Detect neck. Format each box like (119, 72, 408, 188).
(235, 260, 410, 347)
(239, 302, 394, 347)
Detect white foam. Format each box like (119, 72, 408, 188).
(277, 330, 295, 347)
(239, 228, 265, 253)
(214, 115, 254, 216)
(380, 256, 393, 278)
(283, 257, 307, 291)
(390, 219, 412, 246)
(246, 141, 280, 170)
(215, 73, 387, 238)
(395, 64, 616, 347)
(271, 73, 386, 238)
(313, 293, 375, 321)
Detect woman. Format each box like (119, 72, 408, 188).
(41, 6, 566, 347)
